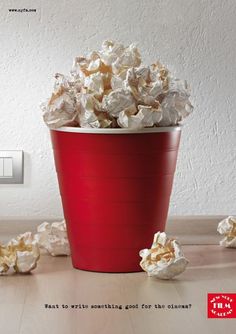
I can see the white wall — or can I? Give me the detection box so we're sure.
[0,0,236,218]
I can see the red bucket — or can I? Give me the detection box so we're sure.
[50,126,181,272]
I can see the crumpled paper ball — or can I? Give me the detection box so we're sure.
[35,220,70,256]
[41,40,193,129]
[139,232,188,279]
[0,232,40,275]
[217,216,236,248]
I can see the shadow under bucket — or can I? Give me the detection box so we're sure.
[50,126,181,273]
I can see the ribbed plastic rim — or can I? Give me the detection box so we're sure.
[52,126,182,134]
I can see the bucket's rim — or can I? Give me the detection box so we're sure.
[51,125,182,134]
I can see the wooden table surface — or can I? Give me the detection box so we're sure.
[0,245,235,334]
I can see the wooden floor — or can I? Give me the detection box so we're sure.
[0,245,236,334]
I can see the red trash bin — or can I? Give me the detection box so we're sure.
[50,126,181,272]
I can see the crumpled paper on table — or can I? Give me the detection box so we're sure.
[41,40,193,129]
[217,216,236,248]
[0,232,40,275]
[139,232,188,279]
[35,220,70,256]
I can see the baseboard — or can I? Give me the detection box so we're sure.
[166,216,225,245]
[0,216,226,245]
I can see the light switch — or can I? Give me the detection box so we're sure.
[3,158,13,177]
[0,158,3,177]
[0,151,24,184]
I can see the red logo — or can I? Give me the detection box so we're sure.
[208,293,236,318]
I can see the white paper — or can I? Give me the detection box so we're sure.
[42,40,193,129]
[102,89,135,117]
[139,232,188,279]
[35,220,71,256]
[217,216,236,248]
[0,232,40,274]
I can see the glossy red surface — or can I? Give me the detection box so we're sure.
[50,129,181,272]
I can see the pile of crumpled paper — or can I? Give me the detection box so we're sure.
[0,220,70,275]
[41,40,193,129]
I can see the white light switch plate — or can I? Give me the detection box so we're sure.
[0,151,24,184]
